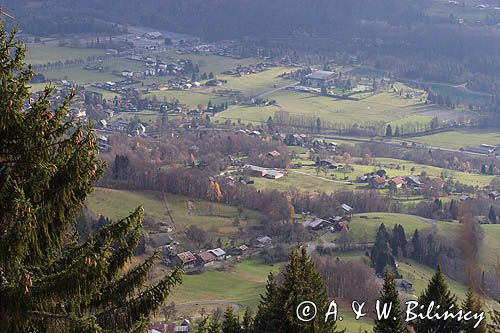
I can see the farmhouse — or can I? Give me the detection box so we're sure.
[339,204,354,216]
[304,217,330,231]
[244,164,285,179]
[405,176,422,188]
[303,70,336,88]
[489,190,500,200]
[369,175,386,189]
[175,251,197,268]
[208,248,226,260]
[197,251,216,266]
[256,236,272,247]
[318,159,338,169]
[389,176,405,189]
[263,170,285,179]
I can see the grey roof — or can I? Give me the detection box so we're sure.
[257,236,272,243]
[309,218,327,228]
[341,204,353,212]
[306,70,336,80]
[208,248,226,257]
[245,164,267,173]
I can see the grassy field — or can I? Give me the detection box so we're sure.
[26,42,107,65]
[405,128,500,150]
[167,259,374,331]
[87,187,263,235]
[145,66,293,109]
[435,221,500,271]
[41,67,121,85]
[156,53,262,76]
[251,153,494,196]
[346,213,432,242]
[217,88,472,129]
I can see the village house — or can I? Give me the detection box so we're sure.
[369,175,386,189]
[256,236,272,248]
[489,190,500,200]
[318,159,338,169]
[244,164,285,179]
[388,176,405,189]
[405,176,422,188]
[207,248,226,260]
[303,217,330,231]
[197,251,216,267]
[303,70,336,88]
[175,251,197,269]
[339,204,354,217]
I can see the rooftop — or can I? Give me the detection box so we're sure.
[306,70,336,80]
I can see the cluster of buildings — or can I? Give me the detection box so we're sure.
[303,204,354,232]
[173,245,249,269]
[359,171,445,193]
[221,63,277,76]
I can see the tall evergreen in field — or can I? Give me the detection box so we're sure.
[461,289,487,333]
[373,272,404,333]
[413,266,461,333]
[221,308,242,333]
[0,24,181,332]
[488,206,497,224]
[370,224,397,275]
[253,249,342,333]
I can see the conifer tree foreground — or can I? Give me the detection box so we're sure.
[413,266,461,333]
[373,272,404,333]
[253,249,343,333]
[0,24,181,332]
[462,289,487,333]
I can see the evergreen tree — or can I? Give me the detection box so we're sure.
[481,165,488,175]
[252,273,282,332]
[412,229,422,261]
[386,124,393,137]
[413,266,461,333]
[488,206,497,224]
[241,308,253,333]
[394,126,401,137]
[266,116,274,131]
[461,289,487,333]
[221,308,242,333]
[0,24,182,332]
[373,272,404,333]
[370,224,397,275]
[253,249,342,333]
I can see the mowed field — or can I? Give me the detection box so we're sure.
[405,128,500,150]
[167,259,374,332]
[217,88,474,128]
[87,187,263,235]
[26,41,107,65]
[145,66,294,109]
[345,213,432,242]
[251,154,495,195]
